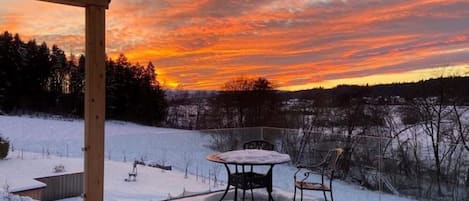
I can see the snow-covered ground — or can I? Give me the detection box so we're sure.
[0,115,417,201]
[0,152,215,201]
[0,194,33,201]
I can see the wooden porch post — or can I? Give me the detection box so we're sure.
[35,1,109,201]
[84,5,106,201]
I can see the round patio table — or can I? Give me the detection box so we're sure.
[207,149,291,201]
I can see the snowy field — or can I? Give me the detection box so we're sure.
[0,152,215,201]
[0,115,417,201]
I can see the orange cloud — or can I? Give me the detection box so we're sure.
[1,0,469,90]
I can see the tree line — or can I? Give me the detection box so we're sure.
[0,31,166,125]
[202,76,469,200]
[287,76,469,106]
[165,77,282,129]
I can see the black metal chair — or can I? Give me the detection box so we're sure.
[243,140,274,151]
[293,148,344,201]
[235,140,274,201]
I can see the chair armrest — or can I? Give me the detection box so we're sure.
[296,164,307,169]
[294,163,326,182]
[294,169,318,183]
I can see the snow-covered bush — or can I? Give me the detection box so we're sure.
[1,191,34,201]
[0,135,9,159]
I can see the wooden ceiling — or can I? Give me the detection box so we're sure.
[37,0,109,8]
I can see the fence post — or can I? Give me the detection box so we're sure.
[260,127,264,140]
[466,168,469,187]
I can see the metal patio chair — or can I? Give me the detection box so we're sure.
[293,148,345,201]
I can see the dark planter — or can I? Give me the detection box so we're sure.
[0,139,9,159]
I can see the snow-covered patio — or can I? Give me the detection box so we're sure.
[0,115,419,201]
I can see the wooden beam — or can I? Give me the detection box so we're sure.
[34,1,109,201]
[37,0,109,8]
[84,5,106,201]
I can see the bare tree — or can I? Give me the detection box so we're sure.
[213,77,279,128]
[451,104,469,152]
[411,97,455,195]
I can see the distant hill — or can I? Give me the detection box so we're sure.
[165,76,469,105]
[283,76,469,104]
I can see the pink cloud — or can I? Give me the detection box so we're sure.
[1,0,469,90]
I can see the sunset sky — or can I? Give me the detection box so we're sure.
[1,0,469,90]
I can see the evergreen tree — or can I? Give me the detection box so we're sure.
[0,31,167,124]
[0,31,21,112]
[36,42,52,91]
[146,61,158,86]
[49,45,67,96]
[70,55,85,95]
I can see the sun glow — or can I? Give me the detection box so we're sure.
[279,65,469,91]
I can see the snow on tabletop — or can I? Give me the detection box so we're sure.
[217,149,290,164]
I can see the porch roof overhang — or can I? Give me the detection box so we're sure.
[38,0,110,8]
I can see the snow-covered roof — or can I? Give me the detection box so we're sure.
[0,152,81,193]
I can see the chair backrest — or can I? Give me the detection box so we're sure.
[323,148,345,171]
[243,140,274,150]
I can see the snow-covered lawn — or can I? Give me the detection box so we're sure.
[0,115,417,201]
[0,152,215,201]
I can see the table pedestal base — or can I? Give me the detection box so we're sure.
[218,164,275,201]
